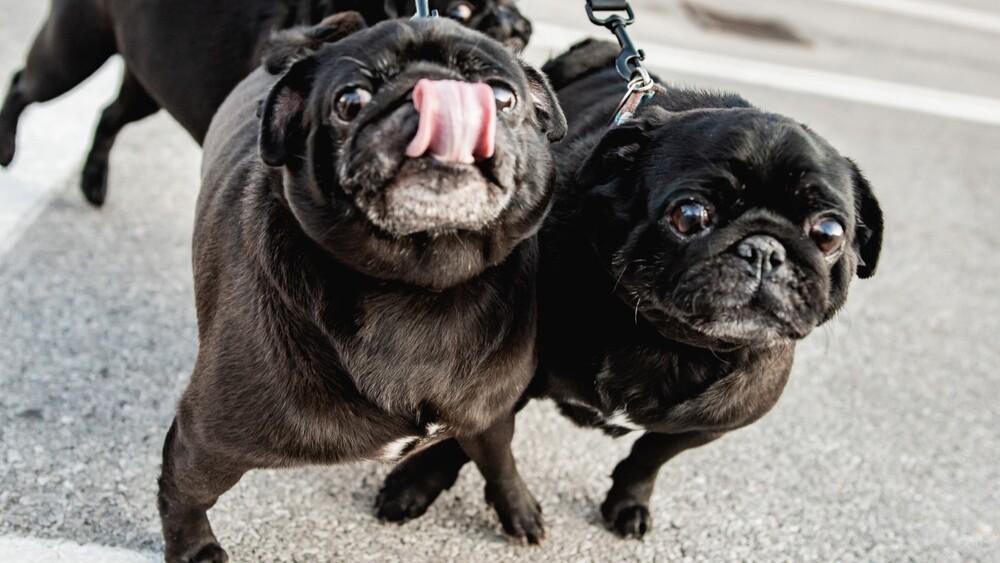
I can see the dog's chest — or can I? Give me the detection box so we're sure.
[333,286,528,428]
[555,345,793,436]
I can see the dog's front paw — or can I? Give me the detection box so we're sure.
[0,128,14,167]
[485,483,545,545]
[81,159,109,206]
[165,542,228,563]
[187,543,228,563]
[375,470,448,522]
[601,495,653,539]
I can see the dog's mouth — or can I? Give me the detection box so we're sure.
[353,79,509,236]
[358,158,508,236]
[620,255,825,348]
[664,260,824,346]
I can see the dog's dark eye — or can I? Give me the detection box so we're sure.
[334,87,372,122]
[449,2,474,22]
[810,217,845,255]
[669,201,714,236]
[491,84,517,113]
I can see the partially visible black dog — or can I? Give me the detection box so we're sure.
[0,0,531,206]
[374,39,884,541]
[157,15,564,563]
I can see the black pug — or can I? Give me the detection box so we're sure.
[0,0,530,206]
[156,16,565,563]
[374,39,884,542]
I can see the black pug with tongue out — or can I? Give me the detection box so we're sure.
[156,15,565,563]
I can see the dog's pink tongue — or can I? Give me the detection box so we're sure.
[406,79,496,164]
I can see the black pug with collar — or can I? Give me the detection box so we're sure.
[0,0,530,206]
[374,39,884,541]
[156,16,565,563]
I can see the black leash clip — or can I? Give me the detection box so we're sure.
[413,0,438,18]
[585,0,649,85]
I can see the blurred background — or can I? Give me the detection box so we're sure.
[1,1,998,561]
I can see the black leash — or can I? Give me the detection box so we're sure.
[585,0,664,126]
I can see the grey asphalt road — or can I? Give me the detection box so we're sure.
[1,0,998,561]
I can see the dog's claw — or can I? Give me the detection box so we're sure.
[487,486,545,545]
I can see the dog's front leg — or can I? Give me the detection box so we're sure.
[601,431,719,539]
[375,438,469,522]
[158,418,249,563]
[457,413,544,545]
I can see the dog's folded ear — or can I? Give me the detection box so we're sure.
[520,64,568,142]
[848,160,884,279]
[576,125,651,191]
[263,11,367,74]
[259,58,316,167]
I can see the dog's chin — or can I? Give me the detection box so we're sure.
[502,37,527,53]
[642,303,810,348]
[689,313,813,346]
[357,158,510,237]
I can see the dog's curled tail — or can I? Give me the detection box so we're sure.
[541,39,620,91]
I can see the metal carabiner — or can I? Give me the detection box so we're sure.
[412,0,438,18]
[585,2,636,28]
[585,2,647,82]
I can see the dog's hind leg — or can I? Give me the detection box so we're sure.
[0,0,116,167]
[457,413,546,544]
[375,438,469,522]
[600,431,719,539]
[81,70,160,206]
[158,418,247,563]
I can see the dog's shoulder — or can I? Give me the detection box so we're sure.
[651,86,755,114]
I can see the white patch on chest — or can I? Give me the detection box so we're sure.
[604,408,645,432]
[376,423,450,462]
[424,422,447,437]
[378,436,420,462]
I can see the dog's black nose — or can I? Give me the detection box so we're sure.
[734,235,786,277]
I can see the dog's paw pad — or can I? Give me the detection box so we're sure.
[189,543,228,563]
[374,476,439,523]
[609,504,652,539]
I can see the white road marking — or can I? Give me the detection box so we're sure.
[0,535,158,563]
[0,58,122,258]
[816,0,1000,34]
[531,22,1000,128]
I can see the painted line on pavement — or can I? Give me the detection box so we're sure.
[0,535,158,563]
[816,0,1000,34]
[0,58,122,259]
[532,22,1000,127]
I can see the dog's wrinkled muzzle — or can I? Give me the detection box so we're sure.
[406,79,496,164]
